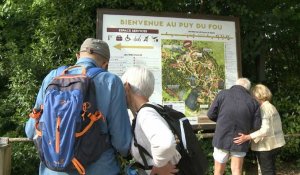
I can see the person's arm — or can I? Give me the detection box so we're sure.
[25,86,44,139]
[105,76,132,157]
[249,106,271,143]
[150,162,179,175]
[207,92,222,122]
[25,118,36,139]
[25,70,56,139]
[140,108,178,167]
[233,109,270,144]
[233,133,251,144]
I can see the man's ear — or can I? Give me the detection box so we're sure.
[76,52,80,59]
[124,82,132,92]
[101,61,109,70]
[124,82,130,89]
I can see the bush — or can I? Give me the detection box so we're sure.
[11,142,39,175]
[0,0,299,174]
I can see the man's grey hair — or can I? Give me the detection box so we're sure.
[121,66,155,98]
[235,78,251,91]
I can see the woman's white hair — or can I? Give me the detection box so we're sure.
[121,66,155,98]
[235,78,251,91]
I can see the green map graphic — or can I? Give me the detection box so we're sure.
[162,39,225,117]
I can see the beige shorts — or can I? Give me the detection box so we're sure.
[213,147,246,163]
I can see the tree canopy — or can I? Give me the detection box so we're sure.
[0,0,299,174]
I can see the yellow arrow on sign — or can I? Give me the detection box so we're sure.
[114,43,154,50]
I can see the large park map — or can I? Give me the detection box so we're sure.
[101,12,240,118]
[162,40,225,117]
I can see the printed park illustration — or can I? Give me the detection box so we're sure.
[162,39,225,117]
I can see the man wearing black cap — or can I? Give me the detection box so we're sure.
[25,38,132,175]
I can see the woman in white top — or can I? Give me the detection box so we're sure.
[122,66,181,175]
[234,84,285,175]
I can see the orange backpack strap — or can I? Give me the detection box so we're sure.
[29,105,43,119]
[29,105,43,136]
[75,111,105,137]
[72,158,86,175]
[35,122,42,136]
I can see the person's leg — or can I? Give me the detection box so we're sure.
[213,147,229,175]
[230,156,244,175]
[256,148,279,175]
[230,151,246,175]
[257,158,262,175]
[214,161,226,175]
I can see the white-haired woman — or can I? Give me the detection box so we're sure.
[122,66,180,175]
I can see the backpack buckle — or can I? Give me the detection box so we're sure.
[29,108,43,119]
[89,111,105,122]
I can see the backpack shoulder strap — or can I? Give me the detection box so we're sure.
[132,107,154,170]
[86,67,106,78]
[56,66,68,76]
[140,103,165,114]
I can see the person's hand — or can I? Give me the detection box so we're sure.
[233,133,251,145]
[150,162,179,175]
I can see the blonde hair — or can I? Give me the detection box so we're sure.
[252,84,272,102]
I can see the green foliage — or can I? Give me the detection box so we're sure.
[11,142,39,175]
[196,136,215,174]
[0,0,299,174]
[273,90,300,160]
[6,67,39,135]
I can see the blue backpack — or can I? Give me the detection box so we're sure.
[29,65,111,175]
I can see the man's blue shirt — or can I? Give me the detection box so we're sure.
[25,58,132,175]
